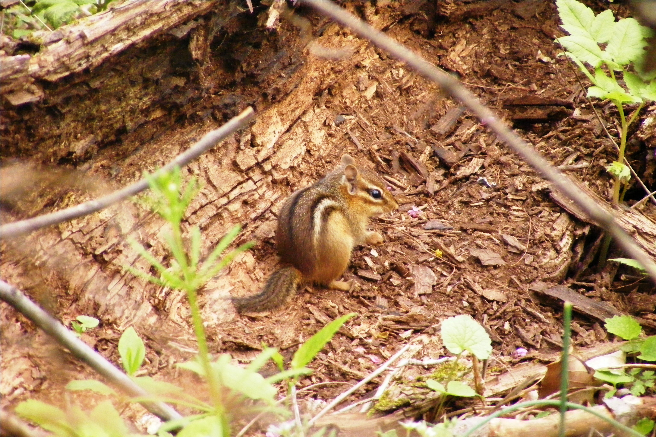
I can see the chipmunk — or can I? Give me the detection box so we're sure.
[233,154,398,313]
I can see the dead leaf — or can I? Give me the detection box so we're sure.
[470,248,506,266]
[409,264,437,295]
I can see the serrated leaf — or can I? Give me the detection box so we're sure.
[445,381,478,397]
[556,0,596,40]
[605,315,642,340]
[624,71,656,101]
[638,336,656,361]
[606,18,650,65]
[66,379,116,395]
[589,9,615,43]
[291,313,357,370]
[441,315,492,360]
[118,327,146,375]
[557,35,605,68]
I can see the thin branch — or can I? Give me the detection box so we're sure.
[301,0,656,284]
[308,342,416,427]
[0,279,182,423]
[0,107,255,240]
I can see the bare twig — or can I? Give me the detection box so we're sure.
[0,279,182,423]
[308,342,418,427]
[301,0,656,284]
[0,107,255,240]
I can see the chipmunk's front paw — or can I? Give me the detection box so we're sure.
[365,231,384,245]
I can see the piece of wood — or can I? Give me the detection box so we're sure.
[1,0,222,100]
[548,178,656,261]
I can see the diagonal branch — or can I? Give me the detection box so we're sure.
[301,0,656,284]
[0,107,255,240]
[0,279,182,423]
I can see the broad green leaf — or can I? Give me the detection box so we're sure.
[557,35,605,68]
[76,315,99,329]
[605,315,642,340]
[594,369,634,385]
[66,379,116,395]
[606,18,650,65]
[214,354,277,403]
[589,9,615,43]
[425,379,446,393]
[441,315,492,360]
[609,258,646,272]
[118,327,146,375]
[15,400,72,434]
[556,0,596,40]
[445,381,477,397]
[638,336,656,361]
[634,418,655,435]
[625,72,656,101]
[291,313,357,370]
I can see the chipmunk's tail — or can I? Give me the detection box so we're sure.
[232,266,302,313]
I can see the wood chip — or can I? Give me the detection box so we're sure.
[409,264,437,295]
[501,234,527,251]
[357,269,382,282]
[470,248,506,266]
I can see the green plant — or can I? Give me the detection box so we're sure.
[118,327,146,376]
[594,315,656,397]
[15,399,146,437]
[609,258,647,273]
[1,0,120,38]
[555,0,656,205]
[71,315,99,335]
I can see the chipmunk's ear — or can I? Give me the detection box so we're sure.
[341,154,355,166]
[344,164,359,194]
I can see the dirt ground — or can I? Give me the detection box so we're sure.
[1,0,655,434]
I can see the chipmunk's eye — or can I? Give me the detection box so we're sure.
[370,189,382,199]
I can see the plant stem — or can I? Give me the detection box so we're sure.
[559,302,573,437]
[173,223,228,434]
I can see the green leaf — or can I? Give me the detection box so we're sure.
[440,315,492,360]
[609,258,647,272]
[15,400,71,434]
[606,161,631,183]
[425,379,446,393]
[291,313,357,370]
[605,315,642,340]
[594,369,634,385]
[213,354,277,403]
[118,327,146,375]
[638,336,656,361]
[634,418,655,436]
[589,9,615,43]
[76,315,99,330]
[265,367,313,384]
[606,18,650,65]
[445,381,477,397]
[625,72,656,101]
[89,400,130,437]
[177,416,224,437]
[66,379,116,395]
[557,35,605,68]
[556,0,597,40]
